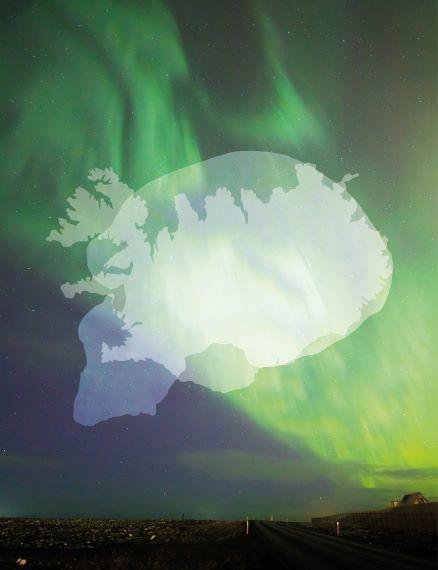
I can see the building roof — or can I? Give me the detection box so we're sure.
[400,492,428,505]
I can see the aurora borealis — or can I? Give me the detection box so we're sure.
[1,0,437,519]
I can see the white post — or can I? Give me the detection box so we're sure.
[246,516,249,535]
[336,521,340,536]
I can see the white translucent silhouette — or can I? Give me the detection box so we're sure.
[48,152,392,425]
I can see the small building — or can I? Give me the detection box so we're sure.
[389,492,428,508]
[400,492,428,506]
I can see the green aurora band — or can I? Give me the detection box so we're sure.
[1,0,436,509]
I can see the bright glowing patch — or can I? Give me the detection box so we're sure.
[48,151,392,425]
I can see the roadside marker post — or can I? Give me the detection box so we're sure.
[246,516,249,535]
[336,521,340,536]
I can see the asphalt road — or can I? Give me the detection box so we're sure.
[253,522,436,570]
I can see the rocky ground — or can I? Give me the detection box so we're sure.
[1,518,436,568]
[0,518,263,569]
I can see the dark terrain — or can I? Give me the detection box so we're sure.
[254,522,436,569]
[1,518,436,569]
[309,521,437,559]
[0,518,262,569]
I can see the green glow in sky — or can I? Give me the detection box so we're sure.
[1,0,436,514]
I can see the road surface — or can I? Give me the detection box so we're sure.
[253,522,436,569]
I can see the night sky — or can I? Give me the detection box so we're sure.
[1,0,437,519]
